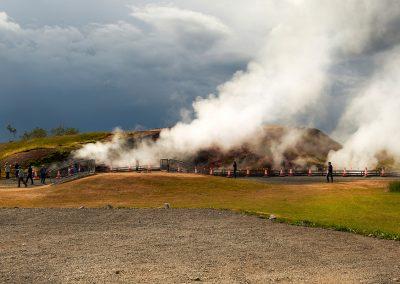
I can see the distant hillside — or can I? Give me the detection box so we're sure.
[0,129,163,167]
[0,126,341,169]
[0,132,110,167]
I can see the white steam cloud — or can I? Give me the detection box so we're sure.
[76,1,400,169]
[329,45,400,168]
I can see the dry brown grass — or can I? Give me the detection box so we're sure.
[1,172,399,238]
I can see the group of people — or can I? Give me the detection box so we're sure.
[1,163,48,187]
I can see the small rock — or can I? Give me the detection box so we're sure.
[164,203,170,209]
[115,270,120,275]
[193,277,201,281]
[79,206,85,209]
[106,204,113,209]
[269,214,277,220]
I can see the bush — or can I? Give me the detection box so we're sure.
[21,127,47,140]
[50,125,79,136]
[388,181,400,193]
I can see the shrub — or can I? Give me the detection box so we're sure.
[50,125,79,136]
[388,181,400,193]
[21,127,47,140]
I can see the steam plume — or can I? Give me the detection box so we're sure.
[76,1,400,169]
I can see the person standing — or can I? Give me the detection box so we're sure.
[18,167,27,188]
[40,165,47,184]
[5,162,10,179]
[26,164,34,185]
[233,160,238,179]
[326,162,333,183]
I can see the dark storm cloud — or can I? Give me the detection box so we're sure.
[0,2,249,140]
[2,0,399,146]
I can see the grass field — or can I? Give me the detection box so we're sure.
[1,172,399,240]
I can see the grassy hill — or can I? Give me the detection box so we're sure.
[0,132,110,166]
[0,129,162,167]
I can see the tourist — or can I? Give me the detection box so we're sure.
[26,164,34,185]
[5,162,10,179]
[233,160,238,179]
[18,167,27,188]
[40,165,47,184]
[327,162,333,183]
[14,163,20,178]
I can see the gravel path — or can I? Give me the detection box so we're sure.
[0,208,399,283]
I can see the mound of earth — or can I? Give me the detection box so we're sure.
[1,148,68,167]
[0,130,160,168]
[190,125,341,168]
[0,126,341,169]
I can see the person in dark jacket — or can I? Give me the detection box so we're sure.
[326,162,333,183]
[26,164,34,185]
[40,165,47,184]
[14,163,20,178]
[233,160,238,179]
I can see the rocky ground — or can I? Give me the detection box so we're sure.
[0,208,399,283]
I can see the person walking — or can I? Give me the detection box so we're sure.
[40,165,47,184]
[14,163,20,179]
[5,162,10,179]
[18,167,27,188]
[26,164,34,185]
[233,160,238,179]
[326,162,333,183]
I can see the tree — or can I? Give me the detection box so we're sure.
[50,125,79,136]
[6,124,17,139]
[21,127,48,140]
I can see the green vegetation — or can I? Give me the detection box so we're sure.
[21,127,48,140]
[6,124,17,139]
[17,125,80,141]
[0,132,110,162]
[2,173,399,240]
[50,125,79,136]
[388,181,400,192]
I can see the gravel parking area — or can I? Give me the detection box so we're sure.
[0,208,399,283]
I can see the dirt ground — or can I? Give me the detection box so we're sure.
[0,208,399,283]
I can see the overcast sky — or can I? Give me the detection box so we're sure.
[0,0,273,140]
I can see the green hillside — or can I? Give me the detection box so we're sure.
[0,132,110,166]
